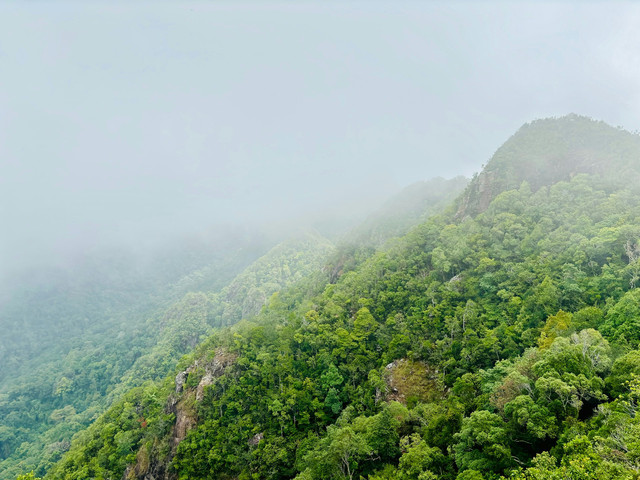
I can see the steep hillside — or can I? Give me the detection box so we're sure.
[207,231,334,328]
[38,117,640,480]
[0,230,328,479]
[115,231,335,391]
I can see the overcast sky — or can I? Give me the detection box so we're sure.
[1,1,640,275]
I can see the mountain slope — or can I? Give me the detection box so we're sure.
[207,231,334,329]
[25,115,640,480]
[115,230,335,391]
[0,230,275,479]
[1,170,465,480]
[344,176,469,248]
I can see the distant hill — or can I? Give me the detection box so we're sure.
[326,176,468,282]
[346,176,469,247]
[0,229,274,478]
[0,228,272,385]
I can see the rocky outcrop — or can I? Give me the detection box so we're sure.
[247,432,264,447]
[194,349,237,401]
[174,371,188,394]
[123,348,237,480]
[384,359,444,405]
[171,392,196,451]
[123,444,170,480]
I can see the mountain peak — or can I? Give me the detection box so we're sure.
[456,114,640,217]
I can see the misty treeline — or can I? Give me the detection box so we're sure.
[6,116,640,480]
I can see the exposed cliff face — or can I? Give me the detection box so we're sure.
[123,349,237,480]
[456,114,640,218]
[455,169,497,219]
[123,445,170,480]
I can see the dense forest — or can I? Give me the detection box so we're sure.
[0,171,466,479]
[7,115,640,480]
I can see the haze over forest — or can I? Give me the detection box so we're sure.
[2,1,640,278]
[4,3,640,480]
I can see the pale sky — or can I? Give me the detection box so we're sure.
[1,1,640,274]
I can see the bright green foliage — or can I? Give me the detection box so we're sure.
[10,115,640,480]
[15,474,41,480]
[297,425,371,480]
[398,434,446,479]
[44,383,172,480]
[456,471,485,480]
[507,438,634,480]
[607,350,640,397]
[537,311,572,349]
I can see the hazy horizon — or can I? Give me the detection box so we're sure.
[2,1,640,277]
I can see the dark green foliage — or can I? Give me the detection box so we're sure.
[454,411,512,473]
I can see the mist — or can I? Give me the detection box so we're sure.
[2,1,640,277]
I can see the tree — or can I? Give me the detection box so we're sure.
[504,395,557,441]
[397,434,445,479]
[16,473,41,480]
[602,289,640,345]
[607,351,640,397]
[537,311,572,349]
[366,407,399,462]
[454,411,512,474]
[508,437,634,480]
[299,425,372,480]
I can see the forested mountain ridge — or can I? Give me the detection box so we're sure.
[17,115,640,480]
